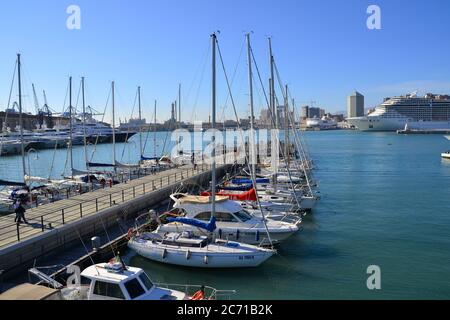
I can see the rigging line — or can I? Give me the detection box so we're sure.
[216,36,274,249]
[190,40,211,124]
[251,52,303,210]
[99,218,118,257]
[89,87,111,162]
[185,41,211,114]
[142,108,156,156]
[220,38,246,122]
[1,59,17,155]
[74,78,82,115]
[120,88,138,161]
[75,230,99,274]
[60,79,71,177]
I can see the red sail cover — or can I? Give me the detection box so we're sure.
[200,188,257,201]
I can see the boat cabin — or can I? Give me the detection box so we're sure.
[79,262,186,300]
[170,194,254,223]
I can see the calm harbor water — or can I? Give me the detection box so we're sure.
[2,130,450,299]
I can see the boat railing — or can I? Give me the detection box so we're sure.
[1,163,240,248]
[156,283,236,300]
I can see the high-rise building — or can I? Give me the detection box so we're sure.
[301,106,309,118]
[348,91,364,118]
[308,107,321,118]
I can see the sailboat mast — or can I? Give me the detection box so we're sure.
[285,84,290,163]
[17,54,26,183]
[178,83,181,125]
[211,33,217,219]
[154,100,157,157]
[138,86,143,157]
[112,81,116,168]
[82,77,88,170]
[68,76,74,178]
[246,33,256,179]
[269,38,277,129]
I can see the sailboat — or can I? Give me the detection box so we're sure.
[128,34,276,267]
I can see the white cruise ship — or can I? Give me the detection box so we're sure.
[347,92,450,131]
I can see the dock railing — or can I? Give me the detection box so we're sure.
[0,163,235,248]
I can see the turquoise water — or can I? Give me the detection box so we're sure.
[2,130,450,299]
[126,131,450,299]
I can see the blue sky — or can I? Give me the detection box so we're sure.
[1,0,450,123]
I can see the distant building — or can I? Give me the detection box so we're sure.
[301,106,309,119]
[348,91,364,118]
[259,108,271,126]
[308,107,321,118]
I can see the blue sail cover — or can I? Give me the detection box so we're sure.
[167,216,217,232]
[231,178,270,185]
[218,184,253,191]
[0,179,26,187]
[141,156,159,161]
[87,162,116,168]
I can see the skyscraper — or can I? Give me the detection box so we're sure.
[348,91,364,118]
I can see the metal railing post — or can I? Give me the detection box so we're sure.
[122,190,125,202]
[133,186,136,198]
[62,209,65,225]
[41,216,44,232]
[80,203,83,218]
[110,194,112,206]
[96,198,99,212]
[16,224,20,242]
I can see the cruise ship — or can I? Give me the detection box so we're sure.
[347,92,450,131]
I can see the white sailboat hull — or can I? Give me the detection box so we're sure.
[128,239,273,268]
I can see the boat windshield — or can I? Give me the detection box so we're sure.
[233,210,253,222]
[138,273,154,291]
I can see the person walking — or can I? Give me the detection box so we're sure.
[14,200,28,225]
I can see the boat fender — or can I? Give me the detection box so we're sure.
[162,249,167,260]
[236,229,240,240]
[186,250,191,260]
[203,255,208,265]
[126,228,134,240]
[256,230,260,242]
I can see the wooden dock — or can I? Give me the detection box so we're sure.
[0,164,215,250]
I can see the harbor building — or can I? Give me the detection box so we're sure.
[347,91,365,118]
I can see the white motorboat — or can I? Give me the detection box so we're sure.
[128,227,275,268]
[442,151,450,159]
[0,259,235,300]
[158,194,300,245]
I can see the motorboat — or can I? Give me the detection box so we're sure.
[442,151,450,159]
[0,259,235,300]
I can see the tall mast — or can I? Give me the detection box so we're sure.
[285,84,290,163]
[69,76,74,178]
[138,86,143,157]
[154,100,157,157]
[246,33,256,180]
[211,33,217,219]
[178,83,181,125]
[17,54,26,183]
[269,37,277,129]
[82,77,88,170]
[112,81,116,168]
